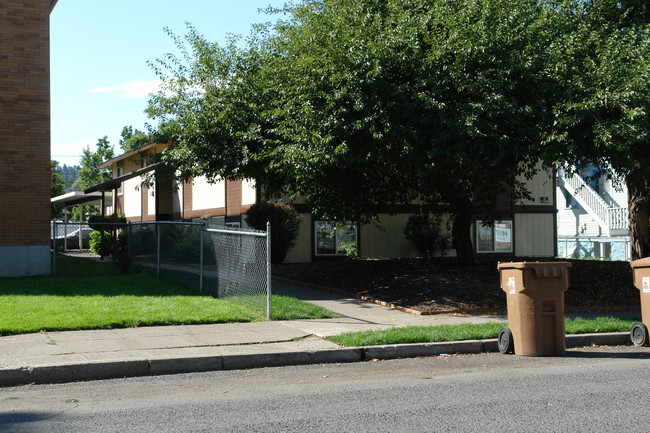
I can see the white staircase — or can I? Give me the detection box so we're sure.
[557,168,628,236]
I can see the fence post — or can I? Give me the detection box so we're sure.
[127,222,132,261]
[156,222,161,279]
[52,220,57,275]
[63,211,69,252]
[200,225,204,294]
[266,221,272,320]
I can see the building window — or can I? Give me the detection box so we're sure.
[476,220,513,253]
[117,166,124,195]
[315,221,357,256]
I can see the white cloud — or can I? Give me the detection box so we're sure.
[88,80,162,99]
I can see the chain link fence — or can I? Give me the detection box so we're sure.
[205,225,271,318]
[51,220,271,318]
[51,221,93,253]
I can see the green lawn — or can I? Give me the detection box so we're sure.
[328,316,639,347]
[0,255,336,336]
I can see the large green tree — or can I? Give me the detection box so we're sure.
[71,136,115,220]
[149,0,568,264]
[119,125,154,152]
[544,1,650,259]
[72,136,114,191]
[51,160,66,217]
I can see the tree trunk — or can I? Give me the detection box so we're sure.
[450,198,477,265]
[627,174,650,260]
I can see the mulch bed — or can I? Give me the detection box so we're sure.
[273,257,640,314]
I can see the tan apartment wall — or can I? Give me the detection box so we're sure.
[284,214,312,263]
[0,2,53,276]
[360,214,420,259]
[514,213,555,257]
[517,164,555,206]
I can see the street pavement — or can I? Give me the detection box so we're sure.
[0,279,636,387]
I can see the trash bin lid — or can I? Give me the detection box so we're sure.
[497,261,571,277]
[630,257,650,269]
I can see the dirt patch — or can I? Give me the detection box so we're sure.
[273,257,639,313]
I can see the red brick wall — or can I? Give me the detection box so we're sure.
[226,180,242,217]
[0,1,52,247]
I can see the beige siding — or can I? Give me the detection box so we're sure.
[284,214,312,263]
[147,183,156,216]
[172,181,182,214]
[241,179,256,206]
[514,213,555,257]
[123,177,142,218]
[517,165,554,206]
[192,176,225,210]
[360,214,419,259]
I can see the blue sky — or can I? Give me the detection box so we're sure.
[50,0,287,167]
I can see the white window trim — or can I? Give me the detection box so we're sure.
[476,220,513,253]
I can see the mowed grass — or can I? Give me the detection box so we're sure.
[0,255,337,336]
[329,316,639,347]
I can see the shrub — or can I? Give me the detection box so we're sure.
[404,213,442,257]
[167,226,216,266]
[88,214,126,231]
[129,226,155,256]
[112,233,132,274]
[89,231,112,259]
[245,202,301,264]
[87,215,131,272]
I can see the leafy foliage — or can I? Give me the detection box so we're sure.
[57,164,79,188]
[51,160,66,217]
[89,231,112,258]
[404,214,442,257]
[70,136,115,220]
[542,1,650,258]
[146,0,650,262]
[72,136,114,190]
[87,215,129,272]
[119,125,155,152]
[245,202,301,264]
[147,1,569,264]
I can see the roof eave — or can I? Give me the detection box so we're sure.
[97,142,159,168]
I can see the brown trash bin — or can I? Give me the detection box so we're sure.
[497,261,572,356]
[629,258,650,346]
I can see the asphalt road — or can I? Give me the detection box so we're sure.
[2,346,650,433]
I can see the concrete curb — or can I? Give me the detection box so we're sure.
[0,332,633,387]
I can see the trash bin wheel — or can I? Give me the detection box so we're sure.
[630,323,648,347]
[498,327,514,354]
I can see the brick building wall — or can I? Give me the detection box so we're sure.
[0,1,56,276]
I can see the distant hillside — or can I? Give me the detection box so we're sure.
[57,164,79,189]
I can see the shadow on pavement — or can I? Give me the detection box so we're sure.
[565,348,650,360]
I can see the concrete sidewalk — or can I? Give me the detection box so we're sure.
[0,281,636,387]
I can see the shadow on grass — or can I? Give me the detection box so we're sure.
[10,254,249,301]
[0,272,203,297]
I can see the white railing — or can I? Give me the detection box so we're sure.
[557,235,630,261]
[557,168,628,235]
[607,207,629,231]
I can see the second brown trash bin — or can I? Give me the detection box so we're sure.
[629,258,650,346]
[497,262,572,356]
